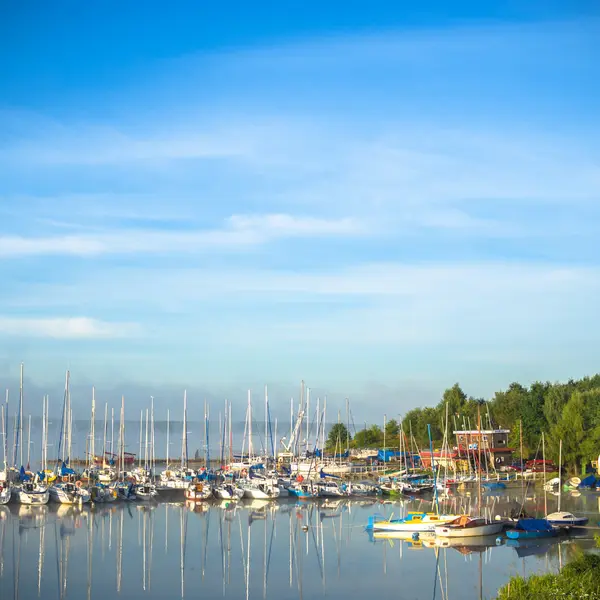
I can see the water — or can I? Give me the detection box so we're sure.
[0,491,598,600]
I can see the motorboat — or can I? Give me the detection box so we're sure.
[506,518,558,540]
[366,512,462,533]
[434,516,505,538]
[545,511,588,527]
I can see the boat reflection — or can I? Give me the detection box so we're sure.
[0,496,596,600]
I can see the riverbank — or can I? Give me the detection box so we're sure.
[497,551,600,599]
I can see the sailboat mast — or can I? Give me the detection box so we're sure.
[111,408,114,458]
[102,403,108,468]
[27,414,31,468]
[542,432,547,516]
[306,387,310,452]
[144,409,149,470]
[346,397,349,451]
[477,406,482,512]
[228,401,232,463]
[265,386,268,460]
[181,390,187,469]
[248,390,253,460]
[90,388,96,469]
[558,439,563,512]
[66,371,72,464]
[151,396,155,472]
[19,362,24,467]
[166,409,170,467]
[139,410,143,468]
[1,404,6,472]
[120,396,125,476]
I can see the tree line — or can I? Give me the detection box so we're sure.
[327,374,600,473]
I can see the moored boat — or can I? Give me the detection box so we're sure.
[14,482,50,505]
[505,518,558,539]
[545,511,588,527]
[434,516,505,538]
[366,512,461,532]
[185,481,212,501]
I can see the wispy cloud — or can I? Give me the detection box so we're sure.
[0,213,365,257]
[0,317,138,339]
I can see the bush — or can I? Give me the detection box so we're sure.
[497,552,600,599]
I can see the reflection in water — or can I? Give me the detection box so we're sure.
[0,494,597,600]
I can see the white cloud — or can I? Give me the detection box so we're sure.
[0,317,138,339]
[0,213,364,258]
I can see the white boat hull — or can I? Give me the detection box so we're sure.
[0,486,11,505]
[435,522,505,538]
[185,485,212,501]
[213,485,244,500]
[15,488,50,505]
[242,485,280,500]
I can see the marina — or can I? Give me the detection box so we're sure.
[0,491,598,599]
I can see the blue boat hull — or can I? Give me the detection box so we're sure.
[506,529,558,540]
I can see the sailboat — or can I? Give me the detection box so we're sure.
[13,364,50,505]
[160,391,197,489]
[546,440,588,527]
[0,402,12,504]
[434,407,505,538]
[367,511,461,533]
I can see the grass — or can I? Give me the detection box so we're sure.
[497,553,600,599]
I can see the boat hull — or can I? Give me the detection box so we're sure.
[16,489,50,505]
[506,529,558,539]
[435,522,505,538]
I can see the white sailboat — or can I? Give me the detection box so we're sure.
[160,391,197,489]
[0,401,12,504]
[14,364,50,505]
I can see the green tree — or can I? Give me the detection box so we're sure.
[440,383,468,417]
[352,425,382,448]
[385,418,399,440]
[327,423,351,450]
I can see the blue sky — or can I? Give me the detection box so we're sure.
[1,1,599,421]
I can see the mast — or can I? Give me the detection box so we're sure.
[102,403,108,469]
[139,410,143,468]
[519,419,524,498]
[166,409,170,467]
[119,396,125,477]
[345,397,349,452]
[228,401,233,463]
[477,405,482,514]
[40,399,44,473]
[558,439,563,512]
[19,362,24,468]
[27,414,31,469]
[306,387,310,453]
[151,397,155,473]
[90,388,96,470]
[205,402,210,468]
[322,397,327,454]
[542,432,547,516]
[67,371,72,464]
[1,404,6,473]
[265,386,269,459]
[145,408,149,470]
[111,408,115,459]
[181,391,187,470]
[247,390,253,460]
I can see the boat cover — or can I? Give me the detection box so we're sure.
[516,518,554,532]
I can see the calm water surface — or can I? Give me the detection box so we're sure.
[0,490,598,600]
